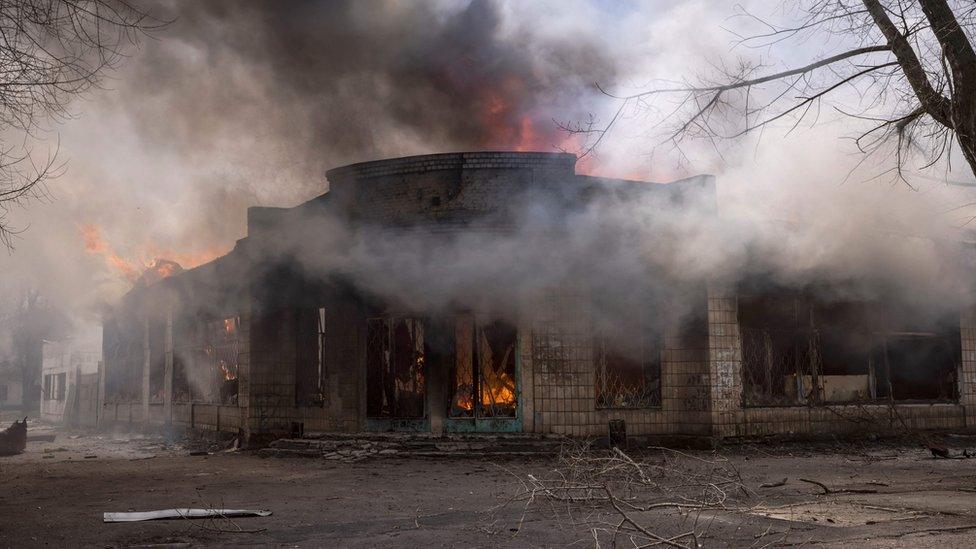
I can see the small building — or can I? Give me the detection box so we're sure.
[40,340,101,426]
[99,152,976,444]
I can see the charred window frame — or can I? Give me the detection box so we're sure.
[739,294,818,407]
[366,317,427,419]
[296,307,327,407]
[740,294,961,406]
[594,329,662,410]
[42,374,52,400]
[878,327,960,402]
[201,316,240,405]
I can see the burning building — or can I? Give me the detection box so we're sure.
[100,152,976,443]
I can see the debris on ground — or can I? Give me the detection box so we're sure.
[0,418,28,456]
[799,478,878,495]
[760,478,788,488]
[926,441,951,459]
[103,508,272,523]
[27,433,57,443]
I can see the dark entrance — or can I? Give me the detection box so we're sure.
[366,317,427,430]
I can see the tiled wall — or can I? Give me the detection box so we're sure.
[525,288,712,437]
[109,288,976,441]
[959,307,976,428]
[707,291,743,437]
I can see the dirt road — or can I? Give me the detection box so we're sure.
[2,425,976,547]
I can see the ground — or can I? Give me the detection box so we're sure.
[2,418,976,547]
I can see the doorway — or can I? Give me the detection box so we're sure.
[365,317,428,431]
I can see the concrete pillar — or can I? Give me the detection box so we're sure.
[96,359,104,428]
[706,284,742,438]
[163,304,174,427]
[142,315,150,427]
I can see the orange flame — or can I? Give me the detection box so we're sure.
[452,372,516,412]
[80,223,141,281]
[481,370,516,408]
[79,223,226,286]
[219,360,237,381]
[473,74,589,157]
[455,391,474,411]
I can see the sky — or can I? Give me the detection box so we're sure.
[1,0,975,346]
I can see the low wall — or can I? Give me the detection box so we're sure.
[101,401,242,434]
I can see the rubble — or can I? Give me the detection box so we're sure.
[0,418,28,456]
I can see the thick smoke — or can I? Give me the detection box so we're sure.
[126,0,615,173]
[0,0,617,338]
[2,0,976,353]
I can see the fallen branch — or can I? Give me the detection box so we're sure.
[798,478,877,495]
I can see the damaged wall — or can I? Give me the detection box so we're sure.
[98,151,976,442]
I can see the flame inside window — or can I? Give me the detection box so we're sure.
[450,316,517,418]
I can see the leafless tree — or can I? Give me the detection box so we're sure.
[3,289,68,412]
[571,1,976,184]
[0,1,160,247]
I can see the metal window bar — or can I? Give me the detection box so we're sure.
[595,336,661,409]
[741,327,820,406]
[476,320,518,418]
[203,317,239,404]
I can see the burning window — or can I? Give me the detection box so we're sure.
[449,315,518,418]
[595,329,662,409]
[366,317,426,419]
[202,316,240,405]
[296,307,327,406]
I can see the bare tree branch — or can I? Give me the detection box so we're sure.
[570,1,976,183]
[0,1,161,249]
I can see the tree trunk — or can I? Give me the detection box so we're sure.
[864,0,976,176]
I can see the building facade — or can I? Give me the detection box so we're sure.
[40,341,101,425]
[100,152,976,443]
